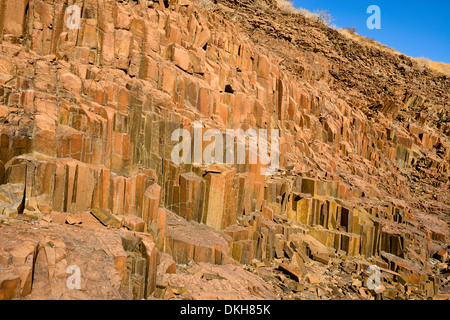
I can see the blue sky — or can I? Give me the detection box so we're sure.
[292,0,450,63]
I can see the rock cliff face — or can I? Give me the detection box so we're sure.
[0,0,448,300]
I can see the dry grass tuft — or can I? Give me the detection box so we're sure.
[275,0,333,25]
[339,29,450,77]
[342,27,358,34]
[276,0,298,15]
[254,0,269,12]
[298,8,333,25]
[193,0,216,10]
[415,58,450,76]
[338,28,399,56]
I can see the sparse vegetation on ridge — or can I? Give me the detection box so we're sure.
[193,0,216,10]
[254,0,269,12]
[415,57,450,76]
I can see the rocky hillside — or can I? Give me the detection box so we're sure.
[0,0,448,300]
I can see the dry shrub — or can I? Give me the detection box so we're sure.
[343,27,358,34]
[440,65,450,76]
[254,0,269,12]
[314,9,333,25]
[194,0,216,10]
[298,8,333,25]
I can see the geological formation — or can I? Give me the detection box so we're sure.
[0,0,449,300]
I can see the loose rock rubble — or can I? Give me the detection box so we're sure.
[0,0,448,300]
